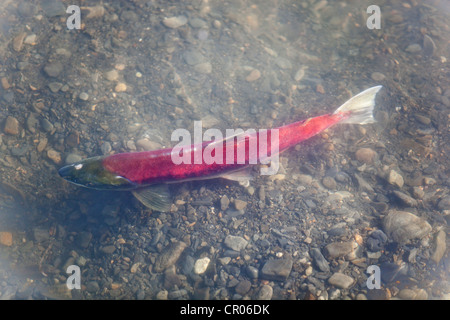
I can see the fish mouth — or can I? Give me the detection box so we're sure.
[58,165,74,179]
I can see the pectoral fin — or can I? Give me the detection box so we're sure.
[132,184,172,212]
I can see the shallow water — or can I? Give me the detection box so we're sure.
[0,0,449,300]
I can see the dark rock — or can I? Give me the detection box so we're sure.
[260,258,293,281]
[77,231,92,248]
[310,248,330,272]
[224,235,247,251]
[154,241,187,272]
[235,279,251,295]
[391,190,418,207]
[366,230,388,251]
[44,61,63,78]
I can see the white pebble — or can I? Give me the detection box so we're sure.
[194,257,210,274]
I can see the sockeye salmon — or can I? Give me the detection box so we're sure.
[59,86,382,211]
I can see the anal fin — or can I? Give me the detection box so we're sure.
[132,184,172,212]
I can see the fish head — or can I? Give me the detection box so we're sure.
[58,156,135,190]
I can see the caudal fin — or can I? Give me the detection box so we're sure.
[333,85,382,124]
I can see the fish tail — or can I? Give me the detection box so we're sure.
[333,85,382,124]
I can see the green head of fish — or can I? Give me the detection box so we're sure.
[58,156,134,190]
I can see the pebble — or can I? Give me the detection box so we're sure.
[220,195,230,211]
[235,280,252,296]
[388,169,404,188]
[86,281,100,293]
[246,266,259,279]
[163,16,188,29]
[83,5,105,19]
[412,186,425,199]
[275,57,292,69]
[316,83,325,94]
[392,190,418,207]
[366,230,388,251]
[189,18,206,28]
[194,62,212,74]
[37,137,48,152]
[328,272,354,289]
[156,290,168,300]
[297,174,313,185]
[294,68,305,82]
[154,241,187,272]
[13,32,27,52]
[48,82,63,93]
[41,0,66,17]
[0,231,13,246]
[310,248,330,272]
[431,230,446,264]
[47,149,61,164]
[65,131,79,148]
[224,235,248,251]
[104,69,119,81]
[24,34,37,45]
[168,289,188,299]
[1,77,10,89]
[26,114,38,133]
[324,241,357,259]
[256,285,273,300]
[382,210,432,244]
[355,148,377,164]
[193,257,210,274]
[100,245,116,254]
[371,72,386,81]
[114,83,127,92]
[79,92,89,101]
[100,142,112,155]
[260,258,293,281]
[415,114,431,125]
[65,153,82,165]
[4,116,19,135]
[246,69,261,82]
[136,138,161,151]
[322,176,337,190]
[40,118,54,132]
[130,262,141,274]
[183,50,205,66]
[76,231,92,248]
[44,61,64,78]
[234,199,247,211]
[398,288,428,300]
[405,44,421,53]
[437,196,450,211]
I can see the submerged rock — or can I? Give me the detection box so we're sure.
[154,241,187,272]
[260,258,293,281]
[382,210,431,244]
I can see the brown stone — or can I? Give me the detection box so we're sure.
[13,32,27,52]
[0,232,13,246]
[65,131,80,147]
[355,148,377,164]
[4,116,19,135]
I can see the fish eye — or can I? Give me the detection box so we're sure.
[74,164,83,170]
